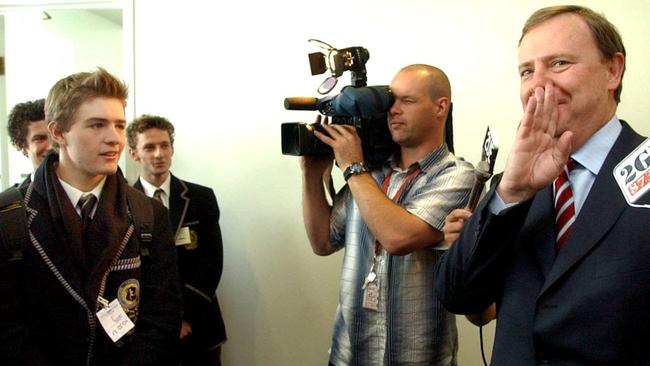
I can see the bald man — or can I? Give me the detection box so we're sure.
[301,64,473,365]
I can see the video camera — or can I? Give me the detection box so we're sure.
[280,40,398,168]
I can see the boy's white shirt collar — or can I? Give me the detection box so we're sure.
[139,173,172,208]
[58,175,106,217]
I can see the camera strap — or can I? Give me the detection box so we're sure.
[322,165,336,203]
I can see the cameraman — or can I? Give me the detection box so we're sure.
[301,64,473,365]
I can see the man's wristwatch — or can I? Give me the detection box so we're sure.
[343,162,369,181]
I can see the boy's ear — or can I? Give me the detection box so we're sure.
[48,121,66,147]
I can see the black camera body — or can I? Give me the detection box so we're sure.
[281,43,398,168]
[281,109,395,168]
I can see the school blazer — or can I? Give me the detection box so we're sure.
[135,174,226,349]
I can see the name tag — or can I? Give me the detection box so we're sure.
[175,226,192,246]
[97,298,135,342]
[362,280,380,311]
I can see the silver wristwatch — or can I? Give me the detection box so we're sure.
[343,162,369,181]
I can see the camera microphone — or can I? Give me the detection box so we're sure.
[466,160,492,211]
[284,97,320,111]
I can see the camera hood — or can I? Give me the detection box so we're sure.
[316,85,394,119]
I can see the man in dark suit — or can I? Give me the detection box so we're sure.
[127,115,226,366]
[436,5,650,365]
[0,69,182,364]
[6,98,52,188]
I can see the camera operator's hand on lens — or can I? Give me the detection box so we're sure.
[300,155,333,178]
[313,115,364,172]
[498,82,572,204]
[443,208,472,248]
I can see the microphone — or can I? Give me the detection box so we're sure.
[284,97,319,111]
[466,160,492,211]
[464,126,499,211]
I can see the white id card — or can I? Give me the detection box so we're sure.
[175,226,191,246]
[97,298,135,342]
[362,280,380,311]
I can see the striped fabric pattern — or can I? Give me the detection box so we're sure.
[110,256,142,272]
[328,144,474,365]
[554,159,576,252]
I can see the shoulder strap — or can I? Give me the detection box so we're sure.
[0,187,29,261]
[126,188,153,257]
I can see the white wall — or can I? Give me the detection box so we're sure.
[130,1,650,365]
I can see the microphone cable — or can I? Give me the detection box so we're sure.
[480,317,488,366]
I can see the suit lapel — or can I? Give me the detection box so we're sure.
[522,185,557,277]
[133,179,144,192]
[169,175,190,238]
[540,122,645,296]
[25,185,85,296]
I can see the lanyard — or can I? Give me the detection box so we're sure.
[381,165,423,201]
[373,165,423,255]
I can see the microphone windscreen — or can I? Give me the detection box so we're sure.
[466,161,492,211]
[284,97,319,111]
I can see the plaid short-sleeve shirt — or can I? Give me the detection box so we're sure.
[328,144,474,366]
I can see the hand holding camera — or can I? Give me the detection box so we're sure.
[312,116,364,173]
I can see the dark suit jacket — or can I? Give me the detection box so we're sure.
[135,174,226,350]
[436,121,650,365]
[0,161,181,365]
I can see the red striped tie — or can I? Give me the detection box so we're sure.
[554,159,575,253]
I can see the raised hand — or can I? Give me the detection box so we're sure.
[497,82,573,203]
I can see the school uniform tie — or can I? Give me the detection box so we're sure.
[153,189,164,204]
[554,159,575,253]
[77,193,97,222]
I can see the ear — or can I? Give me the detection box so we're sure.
[129,147,140,161]
[47,121,66,147]
[606,52,625,91]
[434,97,450,119]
